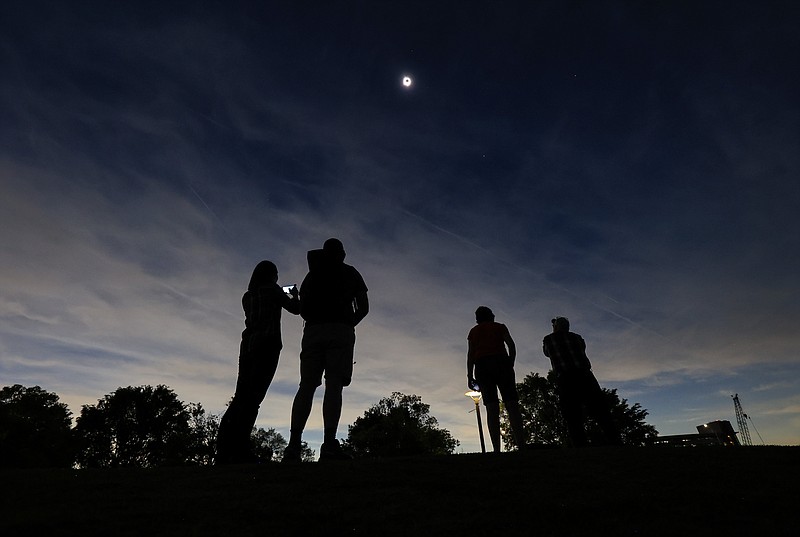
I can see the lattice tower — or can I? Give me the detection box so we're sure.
[732,394,752,446]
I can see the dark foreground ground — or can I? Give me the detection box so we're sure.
[3,446,798,536]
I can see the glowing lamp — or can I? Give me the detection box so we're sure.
[465,390,486,453]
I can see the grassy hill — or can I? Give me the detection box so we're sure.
[3,446,797,536]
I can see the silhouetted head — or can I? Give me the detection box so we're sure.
[249,260,278,290]
[323,238,346,263]
[475,306,495,323]
[552,316,570,332]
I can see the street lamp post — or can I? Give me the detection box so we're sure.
[465,390,486,454]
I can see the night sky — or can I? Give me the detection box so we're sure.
[2,1,799,453]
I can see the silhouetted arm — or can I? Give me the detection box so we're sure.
[281,286,300,315]
[352,290,369,326]
[467,340,476,388]
[503,328,516,365]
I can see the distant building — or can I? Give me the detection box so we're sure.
[650,420,740,447]
[696,420,739,446]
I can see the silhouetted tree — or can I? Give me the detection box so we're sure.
[250,427,279,461]
[75,385,193,468]
[0,384,75,468]
[250,427,314,462]
[602,388,658,446]
[503,372,566,446]
[186,403,220,466]
[501,372,658,447]
[181,403,316,465]
[344,392,459,458]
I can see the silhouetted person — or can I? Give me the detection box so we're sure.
[216,260,300,464]
[467,306,526,452]
[542,316,621,447]
[283,238,369,462]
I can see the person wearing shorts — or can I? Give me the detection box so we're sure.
[467,306,526,452]
[284,239,368,462]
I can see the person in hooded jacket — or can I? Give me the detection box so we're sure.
[283,238,369,462]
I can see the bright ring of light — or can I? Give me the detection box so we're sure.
[402,76,413,88]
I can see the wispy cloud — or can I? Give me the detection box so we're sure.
[2,2,799,451]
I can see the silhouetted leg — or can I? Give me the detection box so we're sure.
[485,401,502,452]
[474,357,503,451]
[593,410,621,445]
[322,379,344,444]
[217,348,279,463]
[556,378,587,447]
[561,400,587,447]
[496,360,526,448]
[320,325,354,449]
[584,377,622,445]
[504,399,526,448]
[216,407,240,463]
[218,399,247,460]
[288,382,317,447]
[289,325,326,450]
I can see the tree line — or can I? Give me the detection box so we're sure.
[1,374,657,468]
[0,384,314,468]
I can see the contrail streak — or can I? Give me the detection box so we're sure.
[401,209,492,256]
[402,207,673,343]
[188,185,229,234]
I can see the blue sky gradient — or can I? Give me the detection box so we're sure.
[2,1,799,452]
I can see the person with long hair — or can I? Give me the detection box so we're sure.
[216,260,300,464]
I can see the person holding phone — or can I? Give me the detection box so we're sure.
[216,260,300,464]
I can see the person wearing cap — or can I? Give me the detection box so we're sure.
[216,260,300,464]
[542,316,621,447]
[466,306,526,452]
[283,238,369,462]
